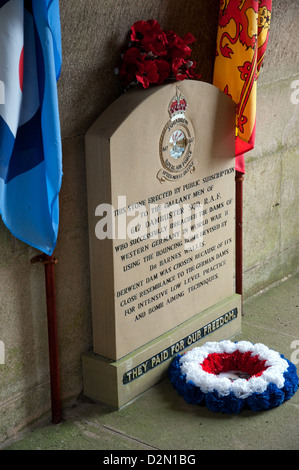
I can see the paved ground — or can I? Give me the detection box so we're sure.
[2,273,299,451]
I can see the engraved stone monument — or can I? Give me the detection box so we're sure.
[82,80,242,407]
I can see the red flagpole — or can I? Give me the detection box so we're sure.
[30,253,61,424]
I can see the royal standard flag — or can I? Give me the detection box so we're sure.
[213,0,272,173]
[0,0,62,255]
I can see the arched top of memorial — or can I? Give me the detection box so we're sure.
[85,78,237,360]
[86,80,236,140]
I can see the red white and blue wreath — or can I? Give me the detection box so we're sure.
[168,340,298,414]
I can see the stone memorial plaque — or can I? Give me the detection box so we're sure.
[83,80,241,407]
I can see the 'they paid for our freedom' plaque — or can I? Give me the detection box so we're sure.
[83,80,241,408]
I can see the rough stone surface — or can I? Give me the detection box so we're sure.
[281,147,299,250]
[243,153,281,270]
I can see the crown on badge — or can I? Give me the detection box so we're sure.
[168,86,187,120]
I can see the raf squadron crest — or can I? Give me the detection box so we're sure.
[157,86,196,183]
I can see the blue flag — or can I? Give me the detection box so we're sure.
[0,0,62,255]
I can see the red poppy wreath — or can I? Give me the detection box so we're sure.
[115,20,201,90]
[169,340,298,414]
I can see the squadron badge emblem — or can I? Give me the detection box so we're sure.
[157,86,196,183]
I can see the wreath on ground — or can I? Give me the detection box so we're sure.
[168,340,298,414]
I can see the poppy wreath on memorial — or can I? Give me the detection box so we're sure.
[115,20,201,90]
[168,340,299,414]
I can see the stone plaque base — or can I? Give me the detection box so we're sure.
[82,293,241,408]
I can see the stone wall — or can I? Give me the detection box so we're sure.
[0,0,298,444]
[242,0,299,296]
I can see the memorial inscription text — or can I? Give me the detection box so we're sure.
[110,167,235,323]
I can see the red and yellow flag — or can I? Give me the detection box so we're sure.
[213,0,272,173]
